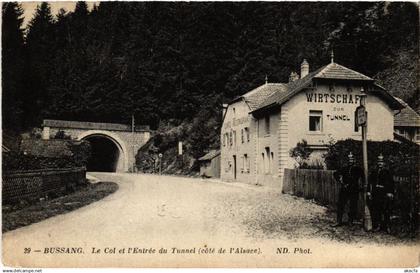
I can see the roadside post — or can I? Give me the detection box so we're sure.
[178,141,183,156]
[159,153,163,175]
[132,114,136,173]
[356,87,372,231]
[178,141,183,170]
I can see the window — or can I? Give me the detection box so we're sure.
[407,129,415,141]
[241,129,244,143]
[244,154,249,173]
[245,127,250,142]
[271,152,274,174]
[225,159,231,173]
[309,110,322,132]
[229,132,233,146]
[265,116,270,135]
[265,147,270,174]
[241,154,249,173]
[261,153,265,173]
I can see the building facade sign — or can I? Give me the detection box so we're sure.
[306,93,361,104]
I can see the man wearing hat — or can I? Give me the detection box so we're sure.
[332,152,364,227]
[367,154,395,232]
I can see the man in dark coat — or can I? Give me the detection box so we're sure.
[331,152,364,227]
[367,154,395,232]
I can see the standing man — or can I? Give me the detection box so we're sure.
[367,154,395,232]
[332,152,364,227]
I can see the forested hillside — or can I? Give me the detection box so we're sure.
[2,2,419,163]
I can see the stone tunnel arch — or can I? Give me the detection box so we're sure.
[77,130,129,172]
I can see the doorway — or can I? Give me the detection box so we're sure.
[233,155,237,180]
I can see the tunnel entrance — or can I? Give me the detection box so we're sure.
[84,135,121,172]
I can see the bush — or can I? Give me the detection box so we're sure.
[300,158,324,170]
[30,128,42,139]
[53,130,72,139]
[289,139,312,168]
[68,140,91,167]
[2,141,91,172]
[324,139,419,175]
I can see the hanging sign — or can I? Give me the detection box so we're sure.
[356,105,367,126]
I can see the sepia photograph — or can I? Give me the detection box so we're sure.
[1,1,419,270]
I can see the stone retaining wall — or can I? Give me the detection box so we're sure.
[2,168,86,204]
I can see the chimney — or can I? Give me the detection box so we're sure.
[222,103,228,116]
[289,71,299,82]
[301,59,309,78]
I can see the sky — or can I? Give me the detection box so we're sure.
[21,1,97,27]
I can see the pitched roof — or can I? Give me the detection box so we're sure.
[394,97,420,127]
[198,149,220,161]
[254,66,326,111]
[393,132,420,145]
[241,83,288,110]
[251,62,402,114]
[313,62,373,81]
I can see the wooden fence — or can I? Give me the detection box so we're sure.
[283,168,419,229]
[283,169,420,236]
[283,168,367,218]
[283,168,339,207]
[2,167,86,204]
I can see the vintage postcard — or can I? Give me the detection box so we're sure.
[2,1,419,269]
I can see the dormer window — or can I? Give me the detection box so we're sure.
[264,116,270,135]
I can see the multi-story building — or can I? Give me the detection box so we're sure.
[221,57,403,188]
[394,97,420,144]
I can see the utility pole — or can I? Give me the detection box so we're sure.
[360,89,368,192]
[357,87,371,231]
[132,114,135,173]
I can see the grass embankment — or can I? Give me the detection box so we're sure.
[2,181,118,232]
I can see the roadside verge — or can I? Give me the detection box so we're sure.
[2,181,118,232]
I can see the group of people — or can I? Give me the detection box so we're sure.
[331,152,395,232]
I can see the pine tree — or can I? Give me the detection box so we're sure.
[6,1,417,133]
[23,2,55,126]
[2,2,25,130]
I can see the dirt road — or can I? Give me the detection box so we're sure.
[3,173,417,268]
